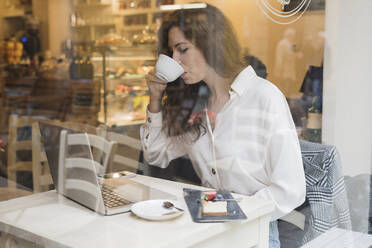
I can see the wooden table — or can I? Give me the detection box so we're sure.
[0,175,274,248]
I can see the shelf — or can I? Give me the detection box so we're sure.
[106,77,147,87]
[73,23,115,28]
[98,117,145,127]
[92,44,156,60]
[95,76,147,88]
[121,74,146,79]
[111,74,146,81]
[113,8,154,16]
[72,25,90,29]
[0,8,25,18]
[121,25,151,31]
[94,43,155,49]
[92,55,155,61]
[113,8,171,16]
[72,24,152,31]
[75,3,111,9]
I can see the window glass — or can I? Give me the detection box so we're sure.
[0,0,371,247]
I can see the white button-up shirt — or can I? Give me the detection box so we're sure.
[141,66,306,220]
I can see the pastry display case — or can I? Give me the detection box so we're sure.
[71,0,175,127]
[92,44,156,126]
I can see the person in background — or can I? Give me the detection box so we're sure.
[245,55,267,79]
[243,48,268,79]
[273,28,302,96]
[300,64,323,113]
[141,4,305,247]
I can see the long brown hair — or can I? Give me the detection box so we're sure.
[158,4,246,140]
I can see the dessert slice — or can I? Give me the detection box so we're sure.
[201,191,228,216]
[201,199,228,216]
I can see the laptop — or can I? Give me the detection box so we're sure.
[39,121,176,215]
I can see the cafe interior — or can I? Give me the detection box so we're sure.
[0,0,371,247]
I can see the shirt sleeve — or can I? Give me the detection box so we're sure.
[254,93,306,221]
[140,109,187,168]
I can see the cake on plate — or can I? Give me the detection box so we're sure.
[201,191,228,216]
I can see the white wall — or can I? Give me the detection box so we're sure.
[32,0,49,52]
[47,0,72,57]
[33,0,72,57]
[323,0,372,176]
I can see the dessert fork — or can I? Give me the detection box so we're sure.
[163,201,184,211]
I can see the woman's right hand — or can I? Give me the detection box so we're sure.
[146,70,167,113]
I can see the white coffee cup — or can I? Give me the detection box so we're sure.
[155,54,184,82]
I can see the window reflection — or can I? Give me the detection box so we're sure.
[0,1,371,247]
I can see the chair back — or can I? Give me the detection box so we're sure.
[32,122,53,192]
[300,140,351,236]
[278,140,351,246]
[7,115,33,188]
[57,130,107,212]
[96,128,143,173]
[58,130,117,178]
[7,115,53,191]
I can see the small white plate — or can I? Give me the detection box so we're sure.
[131,199,185,221]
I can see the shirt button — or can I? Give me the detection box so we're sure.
[147,117,151,123]
[146,134,149,139]
[211,168,216,175]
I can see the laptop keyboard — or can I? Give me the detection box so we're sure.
[101,184,132,208]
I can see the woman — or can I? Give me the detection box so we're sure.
[141,4,305,247]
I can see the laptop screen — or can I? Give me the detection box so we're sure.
[39,121,86,190]
[39,121,176,214]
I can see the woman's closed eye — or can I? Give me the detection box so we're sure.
[180,47,188,54]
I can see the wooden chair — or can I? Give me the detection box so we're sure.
[57,129,112,212]
[37,119,141,177]
[32,122,53,193]
[39,118,105,164]
[7,115,53,191]
[7,114,33,189]
[58,130,117,178]
[48,122,143,174]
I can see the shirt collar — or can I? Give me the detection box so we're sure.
[229,66,257,96]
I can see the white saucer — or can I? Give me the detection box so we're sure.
[131,199,185,221]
